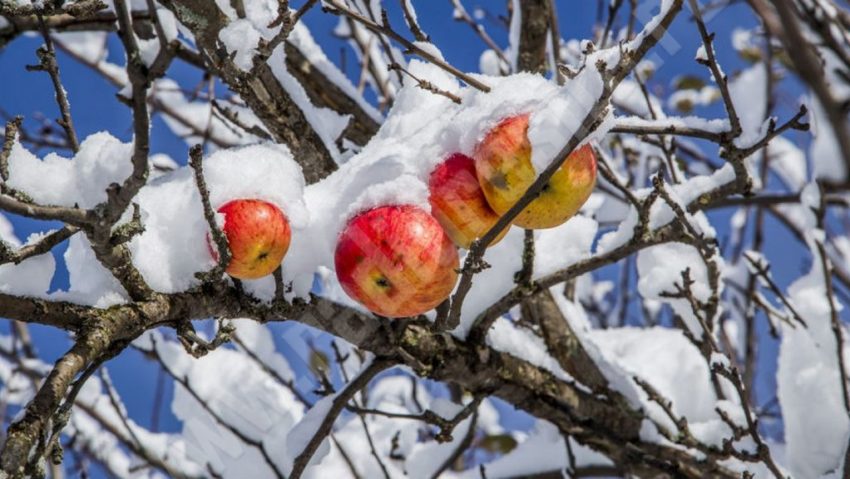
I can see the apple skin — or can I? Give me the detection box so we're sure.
[428,153,508,249]
[334,205,459,318]
[211,199,292,280]
[473,114,597,229]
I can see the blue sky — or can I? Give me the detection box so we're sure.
[0,0,825,473]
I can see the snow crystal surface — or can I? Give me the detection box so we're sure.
[144,330,303,477]
[636,243,717,337]
[220,19,262,70]
[729,63,769,148]
[0,214,54,297]
[778,231,850,478]
[7,132,132,208]
[810,96,850,182]
[129,143,307,296]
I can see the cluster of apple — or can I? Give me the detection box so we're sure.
[210,113,597,319]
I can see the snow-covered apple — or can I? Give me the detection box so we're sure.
[473,113,597,229]
[212,199,291,280]
[428,153,508,249]
[334,204,459,318]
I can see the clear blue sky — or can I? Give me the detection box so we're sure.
[0,1,821,474]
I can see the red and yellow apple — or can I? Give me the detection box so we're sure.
[473,113,597,229]
[210,199,292,280]
[334,204,459,318]
[428,153,508,249]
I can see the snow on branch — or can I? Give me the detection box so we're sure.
[0,1,849,478]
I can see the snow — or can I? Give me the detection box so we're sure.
[695,44,708,62]
[137,7,179,67]
[55,31,109,65]
[597,163,733,253]
[810,96,850,182]
[668,85,720,112]
[454,212,598,335]
[269,43,349,164]
[0,214,54,297]
[140,331,303,477]
[286,393,333,472]
[616,115,731,133]
[636,243,718,337]
[220,19,262,71]
[287,23,382,124]
[57,234,128,307]
[213,2,352,160]
[0,42,625,311]
[593,327,718,423]
[7,132,133,208]
[778,231,850,478]
[129,143,307,296]
[479,49,504,76]
[412,40,445,61]
[4,1,841,475]
[614,79,663,117]
[0,335,204,478]
[533,215,598,279]
[452,421,611,478]
[506,0,520,72]
[729,63,769,148]
[487,317,573,382]
[152,79,266,148]
[768,136,808,190]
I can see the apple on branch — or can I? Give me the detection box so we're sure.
[428,153,509,249]
[210,199,292,280]
[474,113,597,229]
[334,204,459,318]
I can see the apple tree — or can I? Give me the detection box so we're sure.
[0,0,848,477]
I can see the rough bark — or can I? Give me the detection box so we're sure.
[158,0,338,183]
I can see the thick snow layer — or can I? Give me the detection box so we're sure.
[130,143,307,296]
[0,214,54,298]
[729,63,770,149]
[220,19,262,70]
[0,335,204,478]
[55,234,128,307]
[40,142,307,304]
[778,232,850,478]
[7,132,133,208]
[22,23,685,326]
[768,136,808,190]
[591,327,720,427]
[139,330,303,478]
[810,96,850,182]
[54,31,109,65]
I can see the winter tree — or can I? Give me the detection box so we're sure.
[0,0,848,477]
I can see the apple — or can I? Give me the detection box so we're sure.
[473,113,597,229]
[428,153,509,249]
[334,204,459,318]
[210,199,292,280]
